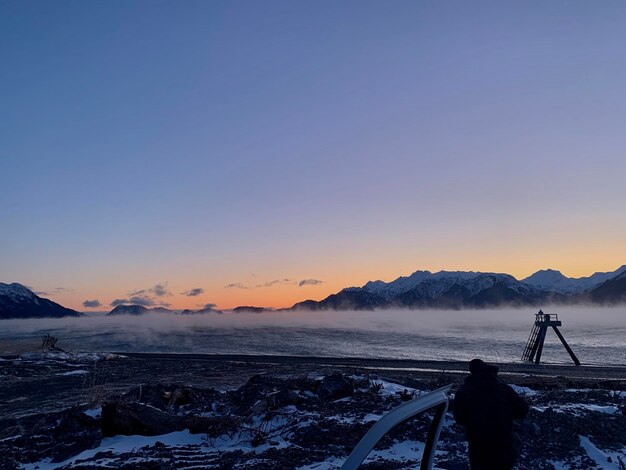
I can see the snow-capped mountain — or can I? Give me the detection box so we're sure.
[361,270,534,299]
[293,270,551,310]
[0,282,38,301]
[292,266,626,310]
[522,265,626,294]
[0,283,81,319]
[361,270,433,300]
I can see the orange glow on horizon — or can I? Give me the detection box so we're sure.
[52,258,625,312]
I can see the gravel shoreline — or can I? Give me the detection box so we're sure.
[2,352,625,418]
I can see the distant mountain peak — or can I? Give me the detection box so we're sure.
[0,282,37,300]
[108,304,148,315]
[523,265,626,294]
[0,282,81,319]
[232,306,267,313]
[534,268,565,275]
[107,304,178,315]
[180,306,221,314]
[523,269,568,283]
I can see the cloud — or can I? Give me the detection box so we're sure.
[129,282,172,298]
[110,296,155,307]
[182,288,205,297]
[299,279,323,287]
[256,279,293,288]
[116,283,172,308]
[203,303,217,309]
[152,283,170,297]
[224,278,296,289]
[82,299,102,308]
[54,287,75,293]
[158,302,172,308]
[32,286,75,296]
[129,296,156,307]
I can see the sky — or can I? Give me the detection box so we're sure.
[2,1,626,311]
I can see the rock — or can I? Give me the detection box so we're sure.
[164,387,191,407]
[50,408,101,462]
[316,373,354,400]
[0,407,101,465]
[102,402,181,436]
[180,414,238,434]
[119,384,222,412]
[101,402,236,437]
[267,389,301,408]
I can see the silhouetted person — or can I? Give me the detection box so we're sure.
[453,359,529,470]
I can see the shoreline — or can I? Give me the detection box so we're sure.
[115,352,626,380]
[2,350,625,420]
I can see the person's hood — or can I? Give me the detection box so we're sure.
[468,358,499,376]
[464,364,499,384]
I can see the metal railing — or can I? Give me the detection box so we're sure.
[341,385,452,470]
[536,312,559,323]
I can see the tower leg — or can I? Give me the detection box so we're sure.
[534,326,547,365]
[528,325,541,362]
[551,326,581,366]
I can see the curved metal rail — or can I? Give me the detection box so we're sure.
[341,384,452,470]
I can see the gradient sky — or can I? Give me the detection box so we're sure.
[2,1,626,310]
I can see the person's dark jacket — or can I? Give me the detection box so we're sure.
[453,365,529,470]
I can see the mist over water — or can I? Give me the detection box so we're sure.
[1,307,624,365]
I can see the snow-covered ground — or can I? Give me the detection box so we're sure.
[3,363,625,470]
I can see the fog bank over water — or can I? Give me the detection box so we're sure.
[1,307,624,365]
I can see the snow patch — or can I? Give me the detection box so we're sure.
[83,407,102,418]
[56,370,89,376]
[579,435,626,469]
[23,431,205,469]
[364,439,426,463]
[534,404,620,415]
[372,379,421,398]
[509,384,539,396]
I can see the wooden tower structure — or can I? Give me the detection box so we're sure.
[522,310,580,366]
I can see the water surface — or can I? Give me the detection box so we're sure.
[1,307,624,366]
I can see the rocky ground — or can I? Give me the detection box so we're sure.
[0,352,625,469]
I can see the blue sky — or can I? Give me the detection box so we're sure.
[2,1,626,309]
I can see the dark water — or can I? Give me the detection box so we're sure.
[1,307,624,365]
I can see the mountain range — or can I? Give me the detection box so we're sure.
[292,265,626,310]
[107,305,223,315]
[2,266,626,318]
